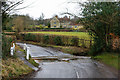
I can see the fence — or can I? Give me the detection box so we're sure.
[18,33,94,48]
[23,43,30,60]
[10,42,31,60]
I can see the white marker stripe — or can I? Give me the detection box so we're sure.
[76,71,80,78]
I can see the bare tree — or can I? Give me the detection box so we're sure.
[38,13,45,25]
[13,16,24,33]
[2,0,32,31]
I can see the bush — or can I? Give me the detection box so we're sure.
[43,35,49,44]
[54,36,62,45]
[31,34,36,42]
[24,33,31,41]
[2,35,13,59]
[22,33,36,41]
[45,28,65,30]
[18,33,82,47]
[4,32,15,35]
[71,37,79,46]
[88,38,105,56]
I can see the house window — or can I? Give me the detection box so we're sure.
[75,26,77,28]
[54,22,56,24]
[54,26,56,27]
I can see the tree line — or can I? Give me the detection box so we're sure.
[78,2,120,55]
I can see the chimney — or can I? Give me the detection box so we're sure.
[69,16,70,19]
[55,15,58,18]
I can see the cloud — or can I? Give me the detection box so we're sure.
[15,0,78,19]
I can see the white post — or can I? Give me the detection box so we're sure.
[24,43,27,51]
[13,43,15,51]
[26,47,30,60]
[10,47,14,56]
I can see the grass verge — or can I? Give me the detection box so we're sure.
[1,57,33,79]
[28,55,39,67]
[93,52,119,70]
[16,44,39,68]
[51,45,89,56]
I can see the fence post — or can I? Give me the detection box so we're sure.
[26,47,30,60]
[24,43,27,51]
[82,39,85,47]
[90,40,92,48]
[13,43,15,51]
[10,47,14,56]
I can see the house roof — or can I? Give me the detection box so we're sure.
[50,16,83,26]
[50,17,60,22]
[58,16,70,22]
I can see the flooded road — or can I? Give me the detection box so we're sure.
[17,43,117,78]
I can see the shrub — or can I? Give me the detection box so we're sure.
[71,37,79,46]
[18,33,82,47]
[31,34,36,42]
[43,35,49,44]
[2,35,13,59]
[88,38,105,56]
[4,32,15,35]
[24,33,31,41]
[54,36,62,45]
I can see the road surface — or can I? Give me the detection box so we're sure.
[17,43,118,78]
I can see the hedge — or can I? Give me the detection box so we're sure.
[18,33,79,46]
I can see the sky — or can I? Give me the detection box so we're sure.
[15,0,81,19]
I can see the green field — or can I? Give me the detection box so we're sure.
[94,52,119,70]
[27,32,91,40]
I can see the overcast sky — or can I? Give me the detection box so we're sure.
[16,0,82,19]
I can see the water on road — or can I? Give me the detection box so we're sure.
[16,43,118,78]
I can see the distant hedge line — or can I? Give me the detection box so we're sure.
[17,33,93,48]
[17,33,80,46]
[3,32,15,35]
[26,29,73,32]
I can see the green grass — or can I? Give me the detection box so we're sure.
[52,46,89,56]
[16,44,39,67]
[27,32,91,40]
[94,52,119,70]
[28,55,39,67]
[1,58,33,79]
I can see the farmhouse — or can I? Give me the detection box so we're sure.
[50,15,83,29]
[50,16,60,28]
[59,16,71,28]
[68,23,83,30]
[50,15,70,28]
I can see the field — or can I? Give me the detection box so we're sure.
[27,32,91,40]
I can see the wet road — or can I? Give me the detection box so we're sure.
[17,43,117,78]
[17,43,71,57]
